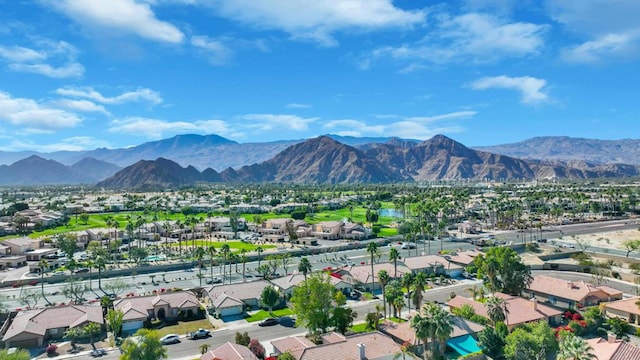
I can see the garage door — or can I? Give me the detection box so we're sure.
[122,320,144,332]
[219,306,243,317]
[10,338,40,349]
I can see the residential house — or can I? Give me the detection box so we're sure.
[341,223,368,240]
[201,342,258,360]
[401,255,464,278]
[114,291,201,334]
[206,280,271,318]
[334,263,410,293]
[298,331,412,360]
[447,293,562,331]
[310,221,344,240]
[2,237,42,254]
[0,255,27,269]
[587,334,640,360]
[524,275,623,308]
[209,216,246,232]
[604,296,640,326]
[271,335,315,359]
[270,274,307,297]
[2,305,104,348]
[446,250,484,267]
[257,218,292,236]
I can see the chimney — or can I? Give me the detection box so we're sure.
[608,333,617,343]
[530,297,537,311]
[566,281,573,289]
[357,343,366,360]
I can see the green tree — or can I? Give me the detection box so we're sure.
[401,272,414,313]
[120,328,167,360]
[412,272,428,310]
[62,277,88,304]
[278,352,296,360]
[365,311,381,331]
[477,247,533,295]
[235,331,251,346]
[558,333,596,360]
[504,321,558,360]
[57,233,78,259]
[220,243,231,284]
[384,280,404,318]
[194,246,206,286]
[64,327,83,349]
[486,296,509,324]
[104,279,128,297]
[0,348,30,360]
[79,213,90,225]
[106,309,124,338]
[261,286,281,314]
[83,322,102,350]
[93,255,106,293]
[39,258,50,305]
[366,242,379,293]
[290,274,334,334]
[378,270,390,318]
[298,257,312,280]
[388,247,400,278]
[411,302,454,358]
[478,322,508,359]
[331,307,357,334]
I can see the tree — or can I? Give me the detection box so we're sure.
[478,322,508,359]
[83,322,102,350]
[195,246,206,286]
[504,321,558,360]
[477,247,532,295]
[19,288,41,309]
[79,212,90,225]
[365,311,381,331]
[220,243,231,284]
[39,258,50,305]
[207,245,217,283]
[129,247,148,266]
[257,264,272,279]
[558,333,596,360]
[331,307,357,334]
[235,331,250,346]
[486,296,509,324]
[260,286,281,314]
[290,274,334,334]
[248,339,265,359]
[384,280,404,318]
[298,257,312,280]
[388,247,400,278]
[120,328,167,360]
[93,255,106,293]
[106,309,124,338]
[401,272,414,313]
[366,242,379,293]
[378,270,390,318]
[62,277,89,303]
[411,302,454,358]
[256,246,264,268]
[278,352,296,360]
[0,348,30,360]
[622,239,640,257]
[104,279,128,297]
[57,233,78,259]
[412,272,427,310]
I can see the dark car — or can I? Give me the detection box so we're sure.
[206,277,222,284]
[74,268,90,274]
[90,349,107,357]
[258,318,280,327]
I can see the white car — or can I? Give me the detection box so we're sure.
[160,334,180,345]
[401,242,416,249]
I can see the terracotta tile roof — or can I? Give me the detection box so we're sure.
[343,263,410,285]
[605,296,640,316]
[401,255,463,272]
[207,280,271,302]
[447,250,483,266]
[3,305,103,341]
[299,331,403,360]
[271,336,315,359]
[201,342,258,360]
[380,315,484,345]
[527,275,621,302]
[586,336,640,360]
[448,293,562,328]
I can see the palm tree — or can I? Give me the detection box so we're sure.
[207,245,217,283]
[401,272,414,314]
[240,249,248,282]
[94,255,106,294]
[39,258,50,305]
[194,247,206,286]
[558,333,596,360]
[378,270,389,318]
[431,306,454,357]
[412,302,454,358]
[486,296,509,324]
[412,272,427,310]
[366,242,379,294]
[256,246,264,268]
[298,257,312,280]
[388,247,400,279]
[220,244,230,284]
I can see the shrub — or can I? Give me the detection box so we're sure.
[46,344,58,354]
[249,339,265,359]
[235,331,250,346]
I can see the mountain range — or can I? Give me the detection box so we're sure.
[1,134,639,187]
[95,135,640,189]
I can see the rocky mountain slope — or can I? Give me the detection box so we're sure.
[475,136,640,165]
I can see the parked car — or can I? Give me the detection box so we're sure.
[74,268,89,274]
[160,334,180,345]
[401,242,416,249]
[258,318,280,327]
[51,271,65,276]
[206,277,222,284]
[90,349,107,357]
[188,328,211,339]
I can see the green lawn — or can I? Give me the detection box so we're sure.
[245,308,294,322]
[170,241,275,252]
[387,316,407,323]
[350,323,372,333]
[378,227,398,237]
[154,318,214,337]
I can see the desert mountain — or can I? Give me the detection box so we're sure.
[70,158,122,183]
[475,136,640,165]
[0,156,94,185]
[96,158,205,189]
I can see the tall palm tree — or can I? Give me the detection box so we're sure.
[412,272,427,310]
[388,247,400,279]
[378,270,389,318]
[240,249,248,282]
[486,296,509,324]
[256,246,264,268]
[207,245,217,283]
[94,255,106,294]
[194,247,206,286]
[298,257,312,280]
[220,244,230,284]
[366,242,379,294]
[401,272,414,314]
[558,333,596,360]
[39,258,50,305]
[431,306,454,357]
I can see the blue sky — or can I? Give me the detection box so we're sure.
[0,0,638,152]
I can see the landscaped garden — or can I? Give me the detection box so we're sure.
[245,308,294,322]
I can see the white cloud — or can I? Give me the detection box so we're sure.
[191,36,234,65]
[0,40,84,78]
[49,0,184,43]
[370,12,547,67]
[212,0,425,46]
[547,0,640,63]
[0,91,82,132]
[241,114,319,131]
[55,87,163,105]
[108,117,232,138]
[322,111,474,139]
[51,99,109,114]
[469,75,549,104]
[285,103,311,109]
[0,137,113,152]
